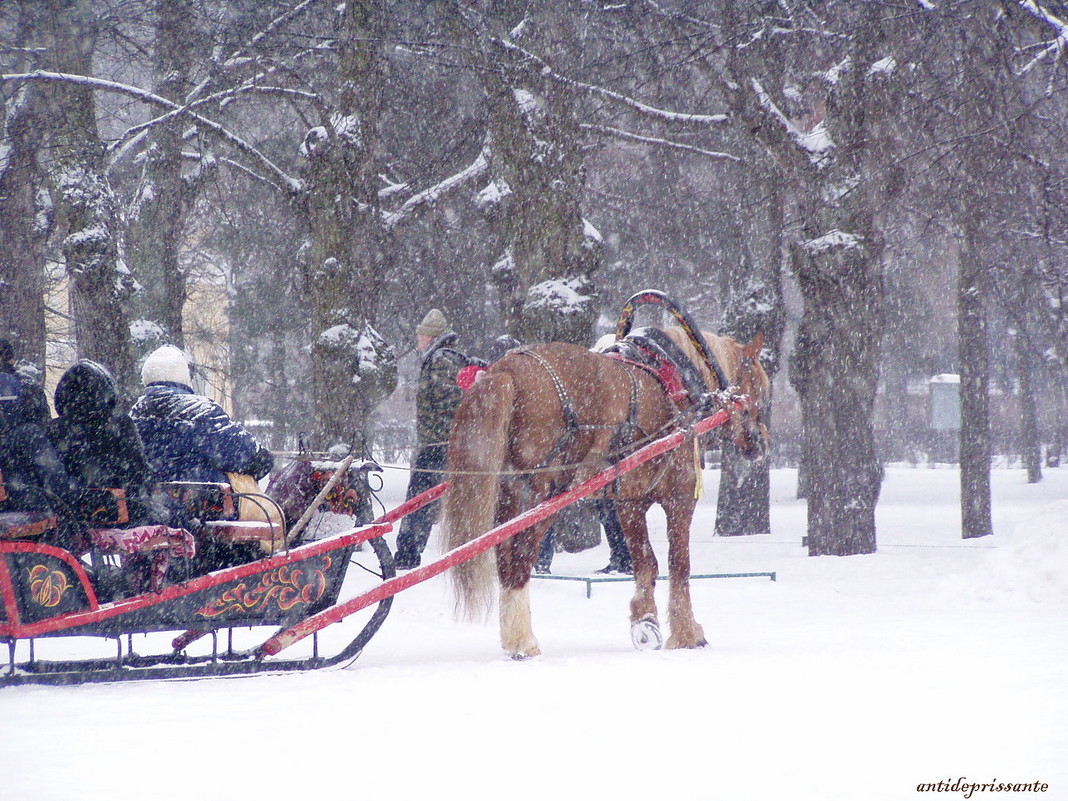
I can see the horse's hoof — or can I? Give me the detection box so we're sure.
[667,636,708,650]
[630,617,663,651]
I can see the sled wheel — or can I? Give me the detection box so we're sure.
[630,616,663,651]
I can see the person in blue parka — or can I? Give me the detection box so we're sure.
[129,345,274,485]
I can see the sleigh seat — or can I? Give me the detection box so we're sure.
[78,487,195,596]
[0,510,58,541]
[161,481,288,556]
[0,469,59,541]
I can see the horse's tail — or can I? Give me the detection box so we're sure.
[442,370,514,621]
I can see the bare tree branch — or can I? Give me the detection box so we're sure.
[1014,0,1068,77]
[383,143,491,229]
[187,0,329,103]
[0,70,303,194]
[113,80,318,159]
[580,123,742,162]
[491,37,730,127]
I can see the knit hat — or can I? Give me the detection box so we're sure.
[416,308,448,340]
[141,345,192,387]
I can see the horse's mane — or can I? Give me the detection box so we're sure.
[660,326,742,392]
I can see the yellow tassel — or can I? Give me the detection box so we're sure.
[693,438,704,500]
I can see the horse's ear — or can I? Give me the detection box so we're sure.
[746,333,765,361]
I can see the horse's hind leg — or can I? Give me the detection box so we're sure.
[662,495,707,650]
[616,500,662,649]
[496,516,550,659]
[500,583,540,659]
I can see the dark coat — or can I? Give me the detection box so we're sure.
[416,331,482,447]
[49,361,151,497]
[0,375,77,513]
[47,361,171,526]
[129,382,274,484]
[0,363,21,428]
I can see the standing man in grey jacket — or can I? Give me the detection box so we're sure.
[394,309,483,569]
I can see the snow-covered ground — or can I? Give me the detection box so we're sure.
[2,465,1065,801]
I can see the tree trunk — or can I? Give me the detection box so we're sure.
[716,169,784,537]
[453,4,599,345]
[716,1,897,553]
[794,235,884,557]
[301,0,396,450]
[41,0,135,393]
[950,7,1005,540]
[1016,335,1042,484]
[126,0,197,352]
[0,3,51,370]
[793,82,886,557]
[957,222,993,538]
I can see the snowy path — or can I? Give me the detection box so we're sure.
[2,467,1065,801]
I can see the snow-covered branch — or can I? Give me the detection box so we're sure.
[382,144,491,230]
[187,0,327,103]
[1017,0,1068,42]
[216,156,288,193]
[639,0,720,31]
[113,81,318,162]
[580,123,741,162]
[492,38,729,127]
[752,77,834,166]
[0,70,303,195]
[1016,1,1068,76]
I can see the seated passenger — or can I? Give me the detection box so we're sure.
[130,345,274,486]
[48,360,171,527]
[0,361,80,535]
[0,338,21,423]
[50,359,198,594]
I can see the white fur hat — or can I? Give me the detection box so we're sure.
[141,345,192,387]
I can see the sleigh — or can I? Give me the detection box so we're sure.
[0,451,398,686]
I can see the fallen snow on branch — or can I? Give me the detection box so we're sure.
[802,229,864,254]
[524,276,595,317]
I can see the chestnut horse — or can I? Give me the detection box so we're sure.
[441,326,770,658]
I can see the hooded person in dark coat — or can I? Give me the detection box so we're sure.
[0,346,78,517]
[129,345,274,484]
[48,360,168,527]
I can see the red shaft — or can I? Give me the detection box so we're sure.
[258,406,733,657]
[372,481,449,526]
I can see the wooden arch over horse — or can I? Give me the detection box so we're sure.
[442,291,771,658]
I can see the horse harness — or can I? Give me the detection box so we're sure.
[512,332,728,491]
[513,348,642,480]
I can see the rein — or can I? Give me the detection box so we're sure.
[396,400,711,478]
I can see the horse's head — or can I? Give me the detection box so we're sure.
[725,333,771,462]
[659,326,772,461]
